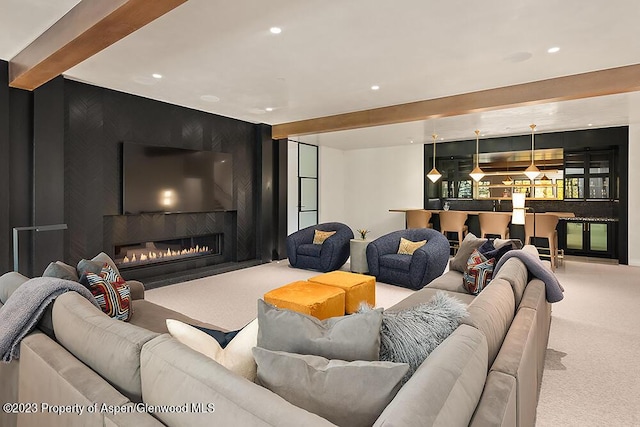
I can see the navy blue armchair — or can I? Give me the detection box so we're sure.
[287,222,354,272]
[366,228,450,290]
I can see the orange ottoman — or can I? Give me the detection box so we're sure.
[308,271,376,314]
[264,281,345,320]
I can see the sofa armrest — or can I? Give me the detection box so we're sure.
[127,280,145,300]
[469,371,517,427]
[18,331,153,427]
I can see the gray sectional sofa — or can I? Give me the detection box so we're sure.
[0,244,552,427]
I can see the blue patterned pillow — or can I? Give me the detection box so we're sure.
[463,249,495,295]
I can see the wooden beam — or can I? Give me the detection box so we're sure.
[9,0,188,90]
[272,63,640,139]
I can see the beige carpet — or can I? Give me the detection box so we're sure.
[536,259,640,426]
[146,258,640,425]
[146,261,414,330]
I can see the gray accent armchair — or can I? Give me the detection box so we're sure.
[286,222,354,272]
[366,228,450,290]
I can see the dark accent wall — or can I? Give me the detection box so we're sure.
[33,77,66,271]
[0,62,9,273]
[0,60,33,274]
[60,80,260,274]
[423,126,629,263]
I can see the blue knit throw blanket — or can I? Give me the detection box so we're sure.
[0,277,100,362]
[493,250,564,303]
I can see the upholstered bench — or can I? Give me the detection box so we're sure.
[263,280,345,320]
[308,271,376,314]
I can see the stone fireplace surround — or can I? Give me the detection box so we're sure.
[103,211,237,283]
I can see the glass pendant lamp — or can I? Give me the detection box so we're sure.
[524,124,540,180]
[469,129,485,182]
[427,133,442,183]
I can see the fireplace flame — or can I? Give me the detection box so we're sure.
[121,245,211,265]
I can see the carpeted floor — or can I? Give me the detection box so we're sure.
[146,258,640,426]
[146,260,414,330]
[535,259,640,426]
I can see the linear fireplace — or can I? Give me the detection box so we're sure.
[114,234,222,269]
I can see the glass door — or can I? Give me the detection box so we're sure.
[298,143,318,229]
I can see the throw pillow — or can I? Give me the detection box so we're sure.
[253,347,409,427]
[77,258,103,277]
[478,239,513,264]
[190,324,241,349]
[43,261,79,282]
[366,292,468,383]
[313,229,336,244]
[449,233,487,273]
[167,318,259,381]
[463,249,495,295]
[85,264,131,321]
[257,299,382,361]
[397,237,426,255]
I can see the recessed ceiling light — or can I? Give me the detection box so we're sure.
[371,85,380,91]
[588,123,593,126]
[200,95,220,103]
[547,47,560,53]
[152,73,163,79]
[265,107,274,112]
[270,27,282,34]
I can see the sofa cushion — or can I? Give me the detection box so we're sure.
[376,292,468,381]
[257,299,382,361]
[141,335,335,427]
[492,255,529,307]
[373,325,488,427]
[77,258,103,276]
[297,243,322,257]
[463,249,495,295]
[461,278,515,367]
[397,237,426,255]
[425,270,469,294]
[127,299,222,334]
[379,253,411,272]
[313,229,336,244]
[253,347,408,427]
[389,286,475,312]
[52,292,159,402]
[450,233,487,273]
[43,261,80,282]
[166,318,258,381]
[0,272,29,304]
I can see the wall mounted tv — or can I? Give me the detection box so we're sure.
[122,143,234,214]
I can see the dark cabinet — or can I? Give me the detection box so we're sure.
[564,150,614,200]
[560,220,617,258]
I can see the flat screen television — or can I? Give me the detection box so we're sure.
[122,143,234,214]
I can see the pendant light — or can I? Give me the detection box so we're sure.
[469,129,485,182]
[427,133,442,183]
[523,123,540,180]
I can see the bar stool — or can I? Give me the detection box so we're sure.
[525,213,559,270]
[439,211,468,250]
[478,212,512,239]
[406,210,433,229]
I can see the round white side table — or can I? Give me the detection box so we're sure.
[349,239,371,273]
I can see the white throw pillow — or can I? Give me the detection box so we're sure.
[166,318,258,381]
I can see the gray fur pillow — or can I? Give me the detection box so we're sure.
[364,292,468,382]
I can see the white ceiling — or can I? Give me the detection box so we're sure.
[2,0,640,149]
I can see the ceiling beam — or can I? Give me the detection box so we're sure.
[272,63,640,139]
[9,0,188,91]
